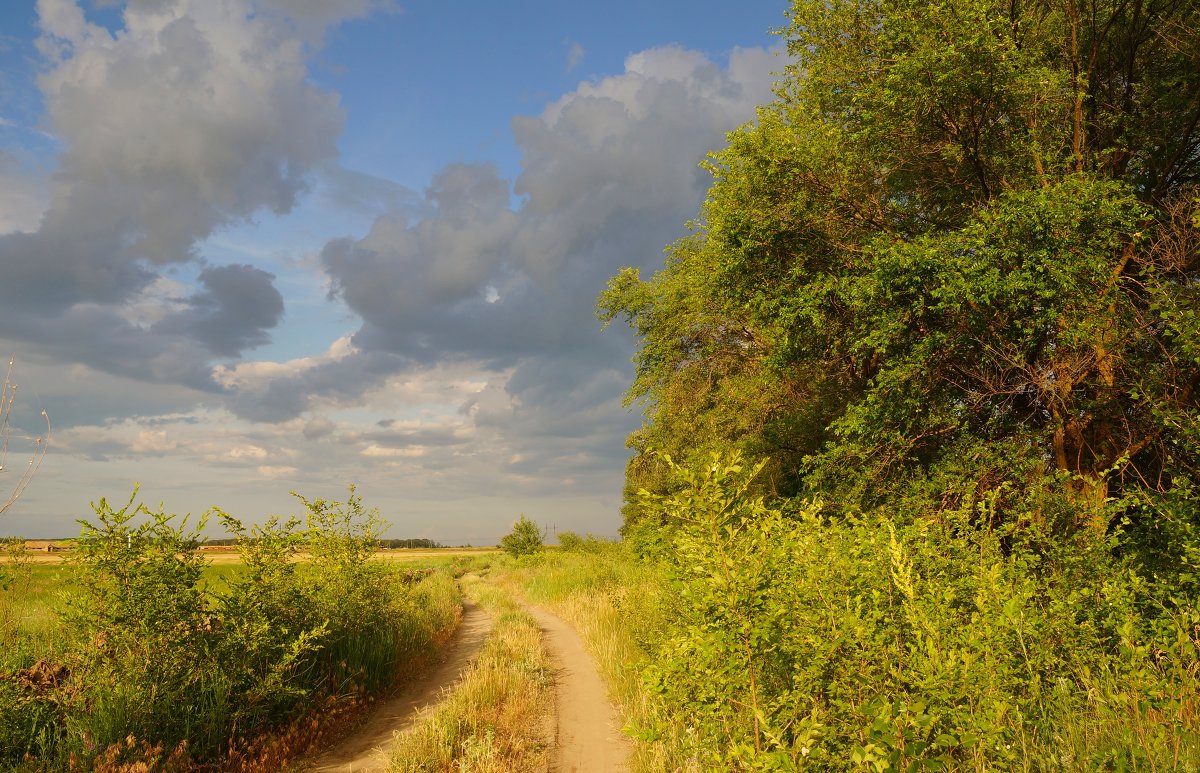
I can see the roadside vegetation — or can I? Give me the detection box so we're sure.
[495,536,675,770]
[0,487,460,772]
[581,0,1200,768]
[388,572,552,773]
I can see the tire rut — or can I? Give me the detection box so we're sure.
[526,606,631,773]
[303,600,493,772]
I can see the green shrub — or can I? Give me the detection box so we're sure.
[556,531,614,554]
[500,516,543,558]
[0,485,463,770]
[58,489,221,763]
[634,452,1200,771]
[213,511,328,731]
[557,530,585,552]
[294,485,456,695]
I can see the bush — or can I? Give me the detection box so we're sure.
[499,516,543,558]
[58,489,223,763]
[0,485,463,770]
[635,452,1200,770]
[556,531,614,553]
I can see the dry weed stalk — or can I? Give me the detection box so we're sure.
[0,354,50,514]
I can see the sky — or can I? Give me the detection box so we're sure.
[0,0,788,544]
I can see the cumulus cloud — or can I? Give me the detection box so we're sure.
[0,0,347,395]
[0,151,48,234]
[242,44,782,481]
[319,45,778,364]
[4,22,783,539]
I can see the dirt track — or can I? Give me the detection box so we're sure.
[528,606,632,773]
[303,592,630,772]
[304,601,493,772]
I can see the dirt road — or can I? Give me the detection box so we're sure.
[304,601,493,772]
[527,606,632,773]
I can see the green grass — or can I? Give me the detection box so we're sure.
[1,564,74,670]
[388,574,552,773]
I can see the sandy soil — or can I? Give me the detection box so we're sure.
[308,600,632,772]
[302,601,494,772]
[528,606,632,773]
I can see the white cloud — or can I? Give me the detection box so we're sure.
[565,40,585,72]
[214,336,358,390]
[361,445,426,458]
[130,429,176,453]
[225,445,269,461]
[1,31,784,544]
[234,43,786,502]
[0,0,351,393]
[257,464,299,479]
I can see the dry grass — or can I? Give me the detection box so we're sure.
[387,576,552,773]
[496,550,681,772]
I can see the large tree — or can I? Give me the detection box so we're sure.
[602,0,1200,533]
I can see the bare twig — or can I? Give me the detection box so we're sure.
[0,354,50,515]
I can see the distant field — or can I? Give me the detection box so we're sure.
[3,545,499,565]
[1,547,497,655]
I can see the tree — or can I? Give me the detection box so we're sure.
[601,0,1200,536]
[499,516,543,558]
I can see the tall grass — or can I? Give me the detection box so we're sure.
[388,574,553,773]
[498,512,1200,772]
[493,541,683,771]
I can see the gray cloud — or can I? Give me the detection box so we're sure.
[153,265,285,357]
[0,0,349,400]
[2,29,783,538]
[318,46,779,362]
[242,45,782,475]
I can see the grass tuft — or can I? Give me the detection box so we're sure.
[388,575,552,773]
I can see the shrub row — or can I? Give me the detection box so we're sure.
[0,487,459,771]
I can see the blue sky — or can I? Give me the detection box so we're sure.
[0,0,787,543]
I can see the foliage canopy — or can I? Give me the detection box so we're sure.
[601,0,1200,539]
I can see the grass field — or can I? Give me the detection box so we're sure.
[0,563,70,659]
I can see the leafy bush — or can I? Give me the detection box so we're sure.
[633,452,1200,771]
[59,490,220,760]
[0,486,462,770]
[556,531,613,553]
[499,516,543,558]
